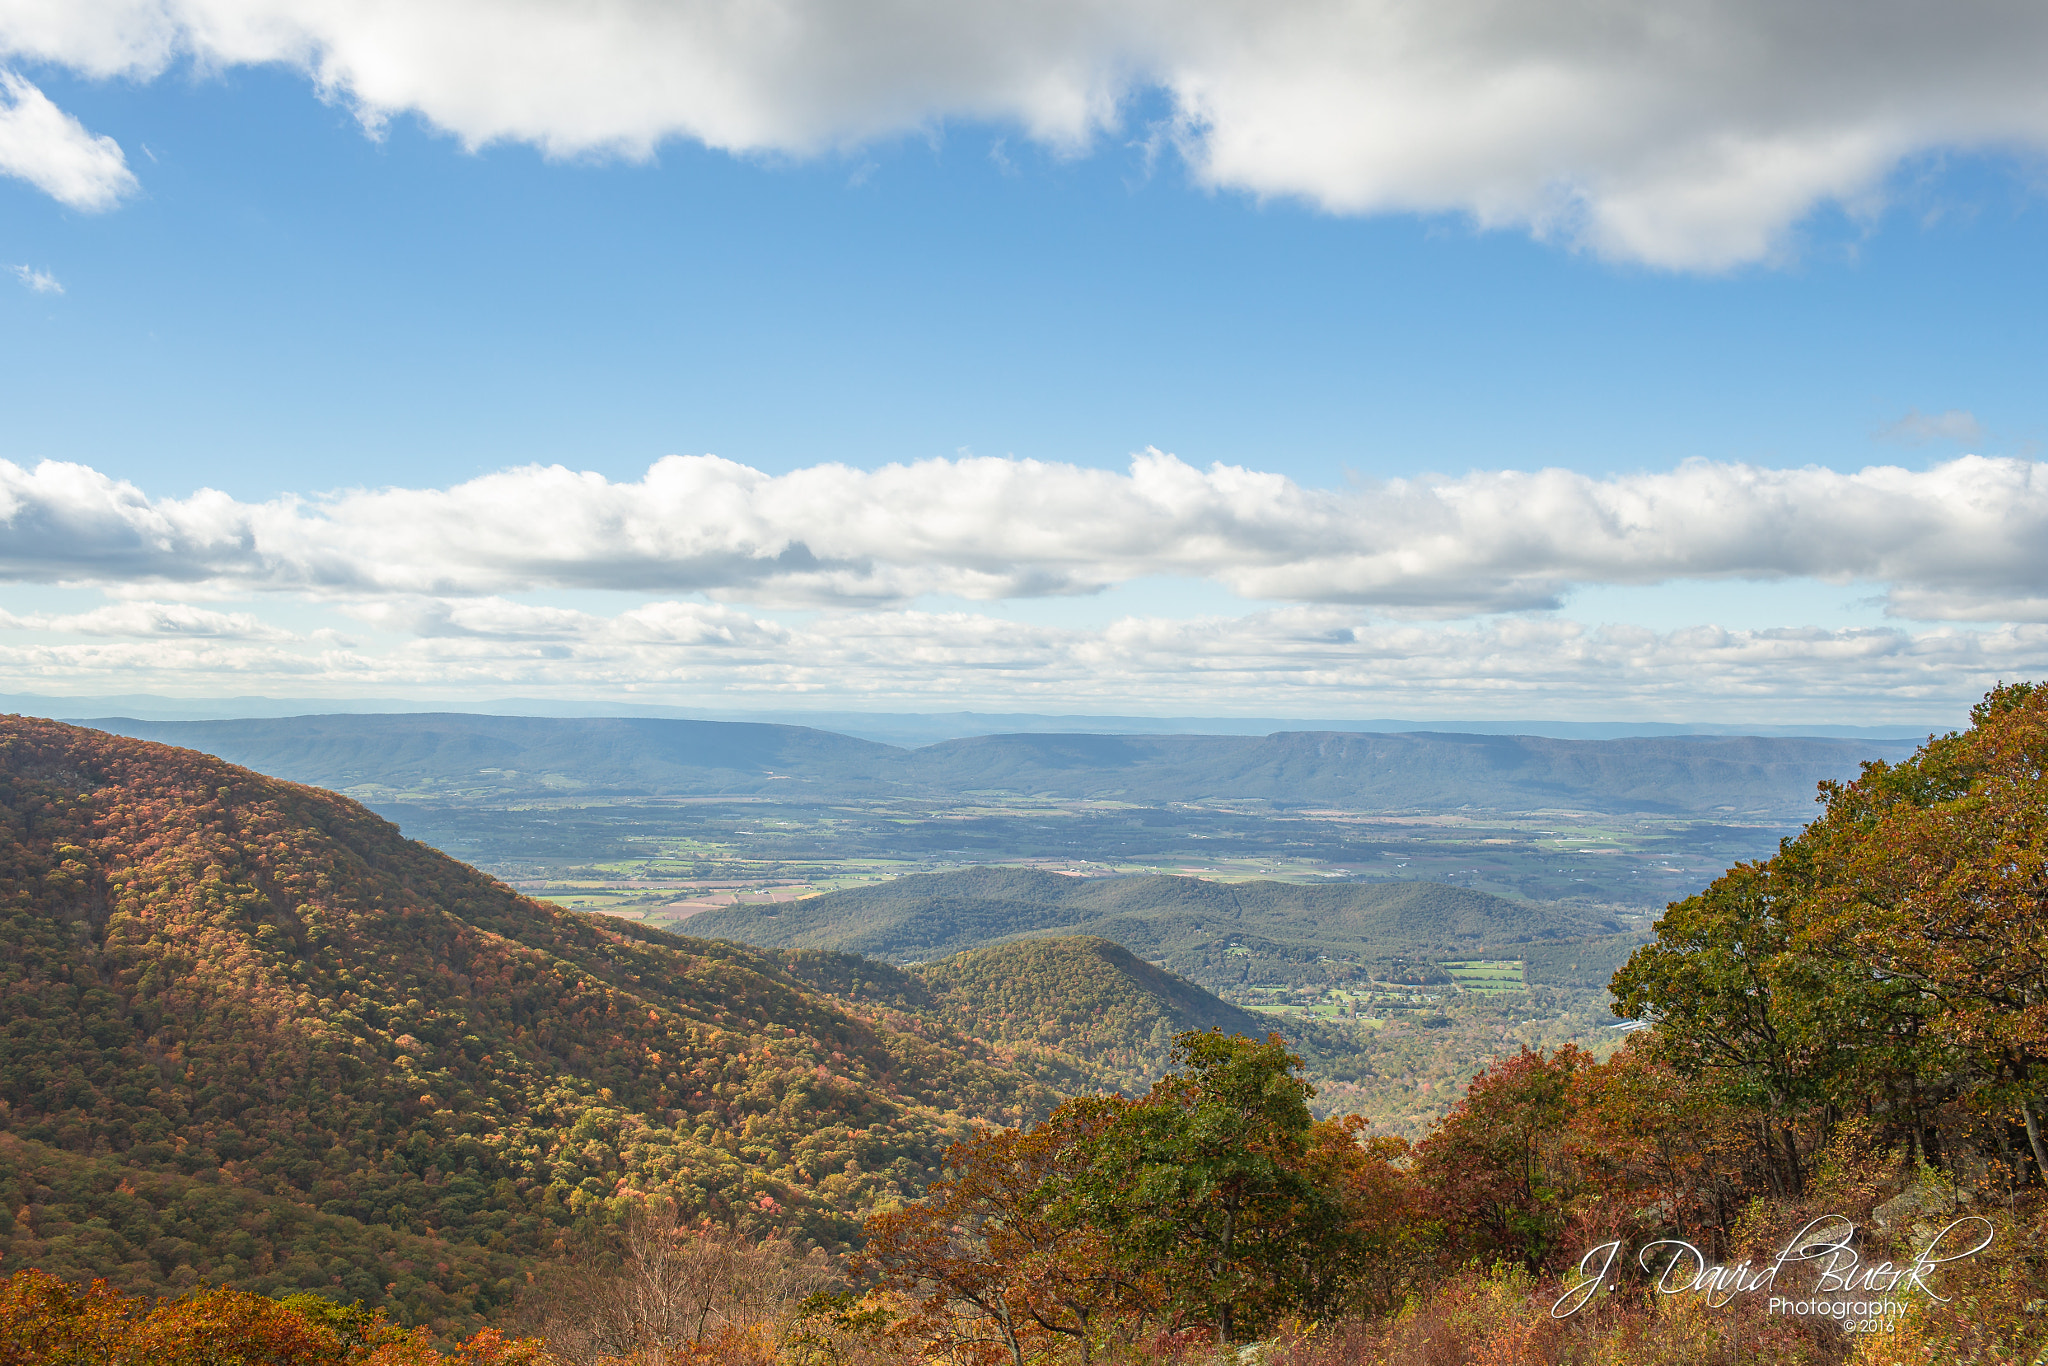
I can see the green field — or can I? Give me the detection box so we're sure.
[1442,959,1528,992]
[389,791,1766,928]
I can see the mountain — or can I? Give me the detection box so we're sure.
[84,713,1917,816]
[0,716,1051,1331]
[777,936,1272,1097]
[891,729,1919,816]
[80,713,901,802]
[684,866,1631,990]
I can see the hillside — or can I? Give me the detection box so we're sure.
[85,713,1915,817]
[685,867,1631,991]
[0,717,1051,1331]
[764,931,1622,1145]
[778,936,1270,1097]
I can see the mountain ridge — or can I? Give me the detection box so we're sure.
[684,867,1634,991]
[81,713,1916,817]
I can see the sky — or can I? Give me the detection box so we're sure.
[3,1,2048,726]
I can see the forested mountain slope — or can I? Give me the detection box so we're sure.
[0,717,1050,1331]
[687,867,1633,990]
[778,936,1271,1096]
[87,713,1914,816]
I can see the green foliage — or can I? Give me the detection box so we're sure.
[0,717,1056,1333]
[1613,681,2048,1191]
[1061,1032,1332,1343]
[863,1031,1419,1354]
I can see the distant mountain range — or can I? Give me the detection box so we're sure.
[3,690,1941,744]
[78,712,1919,817]
[686,866,1640,990]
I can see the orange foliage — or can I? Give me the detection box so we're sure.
[0,1269,559,1366]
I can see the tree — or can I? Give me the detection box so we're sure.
[1060,1030,1337,1345]
[1555,1040,1763,1259]
[0,1269,557,1366]
[1794,683,2048,1178]
[862,1030,1418,1353]
[860,1097,1153,1366]
[1413,1046,1586,1271]
[1611,863,1844,1196]
[523,1200,831,1366]
[1612,682,2048,1192]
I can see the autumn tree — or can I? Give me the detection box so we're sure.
[860,1097,1154,1366]
[1610,862,1843,1196]
[1412,1046,1588,1271]
[862,1030,1417,1354]
[1615,682,2048,1188]
[1058,1031,1363,1345]
[523,1201,831,1366]
[1793,682,2048,1177]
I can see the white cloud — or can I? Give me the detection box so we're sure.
[0,602,2039,717]
[0,70,136,210]
[0,599,290,638]
[343,594,787,646]
[6,2,2048,264]
[11,263,61,293]
[1877,407,1983,444]
[8,452,2048,621]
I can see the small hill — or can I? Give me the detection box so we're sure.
[772,937,1266,1096]
[686,866,1623,991]
[0,717,1049,1331]
[919,937,1268,1094]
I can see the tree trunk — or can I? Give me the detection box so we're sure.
[1778,1122,1804,1197]
[2020,1097,2048,1186]
[1215,1204,1237,1347]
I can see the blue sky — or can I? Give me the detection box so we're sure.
[3,3,2048,724]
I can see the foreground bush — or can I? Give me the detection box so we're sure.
[0,1269,558,1366]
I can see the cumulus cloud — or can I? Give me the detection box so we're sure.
[6,452,2048,621]
[0,70,137,210]
[6,1,2048,264]
[10,263,61,293]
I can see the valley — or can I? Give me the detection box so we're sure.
[360,792,1767,921]
[0,709,1923,1333]
[56,708,1909,1153]
[86,713,1902,917]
